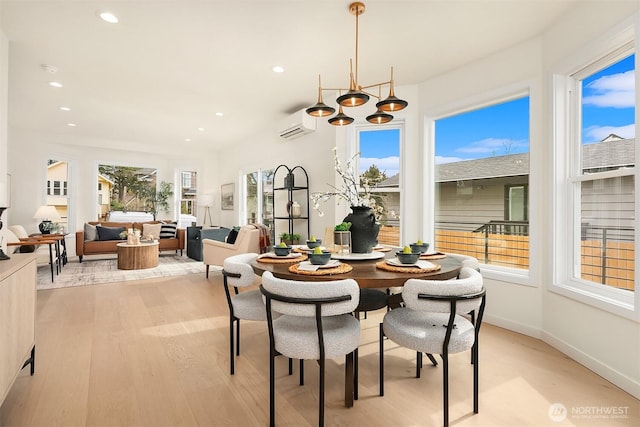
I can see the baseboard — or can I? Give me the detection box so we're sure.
[483,313,543,339]
[542,331,640,400]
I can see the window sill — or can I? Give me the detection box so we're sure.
[550,281,638,322]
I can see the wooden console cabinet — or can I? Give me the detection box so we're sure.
[0,254,36,405]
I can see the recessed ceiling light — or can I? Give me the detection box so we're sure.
[215,112,223,117]
[48,81,63,88]
[185,138,191,142]
[197,127,205,131]
[59,106,71,111]
[99,12,119,24]
[272,66,284,73]
[67,123,76,127]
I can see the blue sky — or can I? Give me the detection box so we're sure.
[359,53,635,172]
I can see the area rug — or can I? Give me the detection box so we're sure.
[37,254,206,290]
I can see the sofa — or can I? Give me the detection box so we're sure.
[75,221,185,262]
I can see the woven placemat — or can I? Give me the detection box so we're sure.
[289,262,353,276]
[420,252,447,260]
[375,260,442,273]
[257,254,307,264]
[373,247,392,252]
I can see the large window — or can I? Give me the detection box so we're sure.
[45,159,69,233]
[357,126,402,246]
[243,169,274,240]
[434,96,530,269]
[555,45,636,310]
[552,31,640,316]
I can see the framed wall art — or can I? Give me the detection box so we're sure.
[221,183,234,210]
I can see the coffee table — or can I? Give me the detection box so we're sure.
[116,241,159,270]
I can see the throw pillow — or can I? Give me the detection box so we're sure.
[142,223,162,239]
[19,244,36,253]
[226,228,239,244]
[159,223,177,239]
[84,223,98,241]
[96,226,126,241]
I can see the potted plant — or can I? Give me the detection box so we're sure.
[333,222,351,253]
[279,232,301,245]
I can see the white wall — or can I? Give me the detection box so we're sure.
[216,113,341,237]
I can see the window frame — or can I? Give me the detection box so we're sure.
[551,25,638,320]
[427,84,534,286]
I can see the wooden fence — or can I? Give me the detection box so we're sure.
[379,226,635,291]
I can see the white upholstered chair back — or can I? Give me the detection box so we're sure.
[402,267,483,314]
[222,253,259,287]
[261,271,359,317]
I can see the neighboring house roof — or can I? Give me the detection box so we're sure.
[582,138,635,171]
[98,174,114,186]
[377,174,399,188]
[436,153,529,182]
[374,137,635,186]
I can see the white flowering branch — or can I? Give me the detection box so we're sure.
[310,147,380,217]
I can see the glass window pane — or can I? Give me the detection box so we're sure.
[580,177,635,290]
[578,53,635,291]
[245,172,258,224]
[435,96,530,269]
[46,160,69,233]
[359,128,401,246]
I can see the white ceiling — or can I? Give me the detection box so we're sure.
[0,0,580,152]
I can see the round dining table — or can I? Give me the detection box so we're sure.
[250,250,462,288]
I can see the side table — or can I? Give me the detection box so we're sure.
[116,242,159,270]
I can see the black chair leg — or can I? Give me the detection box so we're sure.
[269,348,276,427]
[205,264,209,278]
[288,358,293,375]
[229,317,235,375]
[443,352,449,427]
[426,353,439,366]
[473,342,479,413]
[236,320,241,356]
[319,357,325,427]
[416,352,422,378]
[379,323,384,396]
[354,348,359,400]
[300,359,304,385]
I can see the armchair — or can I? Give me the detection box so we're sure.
[202,225,260,278]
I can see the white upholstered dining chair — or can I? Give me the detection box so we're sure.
[380,267,486,427]
[260,271,361,427]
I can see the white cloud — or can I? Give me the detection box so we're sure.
[583,70,635,108]
[359,156,399,177]
[583,124,635,142]
[455,138,528,155]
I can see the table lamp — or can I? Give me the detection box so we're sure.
[33,205,61,234]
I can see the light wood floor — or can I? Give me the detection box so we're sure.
[1,272,638,426]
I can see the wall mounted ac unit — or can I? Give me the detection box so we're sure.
[278,109,316,140]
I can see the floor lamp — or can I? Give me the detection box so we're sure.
[200,194,214,227]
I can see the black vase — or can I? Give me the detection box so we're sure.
[343,206,380,253]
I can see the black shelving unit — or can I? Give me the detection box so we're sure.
[272,165,310,243]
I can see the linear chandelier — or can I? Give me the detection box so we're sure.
[306,2,408,126]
